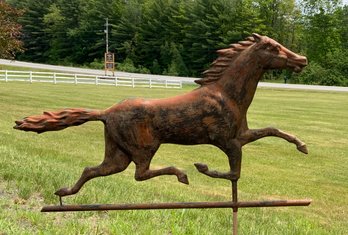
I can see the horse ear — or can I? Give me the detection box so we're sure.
[252,33,262,42]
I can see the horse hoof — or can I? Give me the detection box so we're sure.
[194,163,208,172]
[178,175,189,185]
[54,187,71,197]
[297,144,308,154]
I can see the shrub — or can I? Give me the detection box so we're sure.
[118,57,150,74]
[88,58,104,69]
[292,60,348,86]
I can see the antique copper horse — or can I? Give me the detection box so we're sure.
[14,33,308,198]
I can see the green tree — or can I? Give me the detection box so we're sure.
[112,0,143,63]
[13,0,57,62]
[255,0,303,48]
[78,0,124,64]
[304,8,342,63]
[337,5,348,50]
[183,0,246,76]
[0,1,23,58]
[6,0,347,85]
[138,0,185,70]
[161,42,188,76]
[43,3,66,63]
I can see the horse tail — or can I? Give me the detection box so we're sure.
[14,108,105,134]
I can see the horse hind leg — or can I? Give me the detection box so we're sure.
[194,163,234,180]
[133,149,189,185]
[55,142,131,197]
[194,142,242,181]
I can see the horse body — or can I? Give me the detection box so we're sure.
[14,33,308,197]
[105,86,238,147]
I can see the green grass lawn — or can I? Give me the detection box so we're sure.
[0,81,347,234]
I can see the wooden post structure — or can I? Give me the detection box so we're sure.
[104,52,115,76]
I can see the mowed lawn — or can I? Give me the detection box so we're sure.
[0,81,347,234]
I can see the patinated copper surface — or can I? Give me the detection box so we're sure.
[14,33,308,198]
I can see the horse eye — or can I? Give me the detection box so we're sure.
[267,45,275,51]
[268,45,279,52]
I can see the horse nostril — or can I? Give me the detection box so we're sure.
[286,55,307,72]
[293,56,308,67]
[300,57,308,66]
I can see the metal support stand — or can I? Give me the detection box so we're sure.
[42,188,311,234]
[232,181,238,235]
[41,199,311,212]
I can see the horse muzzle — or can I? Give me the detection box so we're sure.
[287,55,308,73]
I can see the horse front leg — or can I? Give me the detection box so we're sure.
[239,127,308,154]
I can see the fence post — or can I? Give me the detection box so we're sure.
[149,78,152,88]
[74,74,78,85]
[115,77,117,86]
[5,70,8,82]
[95,76,98,85]
[165,79,168,88]
[132,78,135,88]
[180,81,182,89]
[53,73,57,84]
[29,71,33,83]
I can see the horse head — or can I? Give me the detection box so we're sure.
[196,33,307,86]
[252,33,307,73]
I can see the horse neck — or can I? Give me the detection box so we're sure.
[217,52,264,114]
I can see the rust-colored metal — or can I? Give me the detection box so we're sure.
[232,181,238,234]
[41,199,312,212]
[14,33,308,198]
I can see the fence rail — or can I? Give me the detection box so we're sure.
[0,70,182,89]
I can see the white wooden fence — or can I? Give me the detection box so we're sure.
[0,70,182,89]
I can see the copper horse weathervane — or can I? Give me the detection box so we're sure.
[14,33,308,199]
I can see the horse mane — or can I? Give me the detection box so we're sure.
[195,36,256,85]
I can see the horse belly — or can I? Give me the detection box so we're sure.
[154,112,233,146]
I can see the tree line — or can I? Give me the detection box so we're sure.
[3,0,348,86]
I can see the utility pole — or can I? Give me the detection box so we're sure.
[105,18,109,53]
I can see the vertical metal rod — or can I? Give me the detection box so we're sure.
[232,180,238,235]
[233,211,238,235]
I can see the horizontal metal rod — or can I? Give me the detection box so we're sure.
[41,199,311,212]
